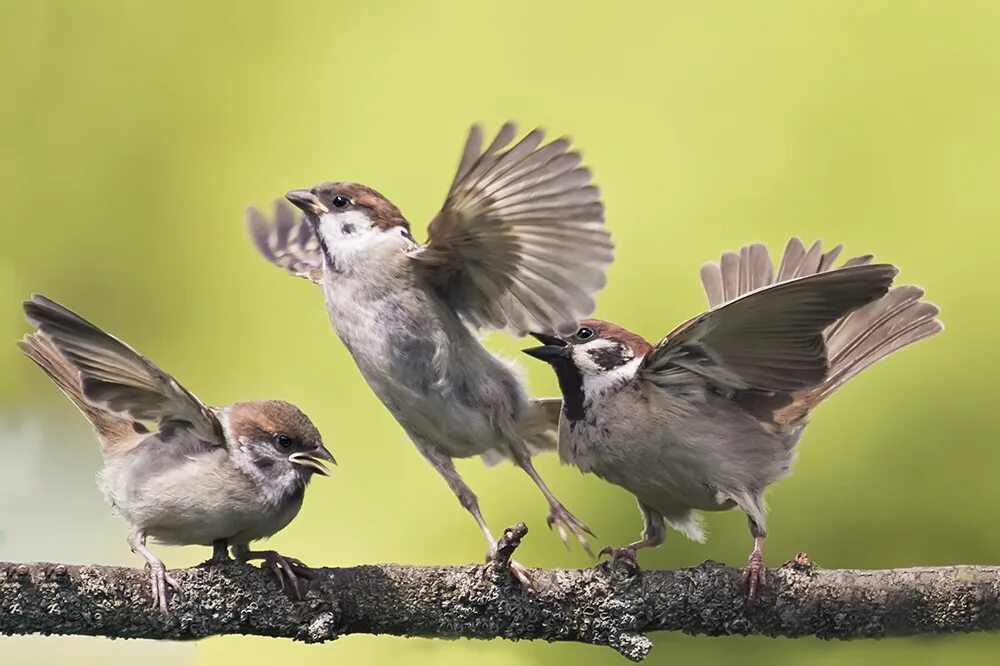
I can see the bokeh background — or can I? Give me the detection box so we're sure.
[2,1,999,664]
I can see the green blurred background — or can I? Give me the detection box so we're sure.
[2,1,998,664]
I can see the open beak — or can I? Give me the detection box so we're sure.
[289,445,336,477]
[522,332,569,363]
[285,189,329,215]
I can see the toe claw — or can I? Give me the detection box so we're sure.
[509,560,536,591]
[744,554,765,601]
[598,546,639,571]
[269,553,314,600]
[164,573,182,594]
[145,563,178,612]
[547,504,595,556]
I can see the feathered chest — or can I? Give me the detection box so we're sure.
[559,382,647,469]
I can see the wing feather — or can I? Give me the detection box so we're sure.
[23,295,222,442]
[642,265,898,392]
[246,201,324,283]
[410,123,613,335]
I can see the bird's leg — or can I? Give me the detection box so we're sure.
[599,503,665,570]
[128,531,180,612]
[416,441,534,589]
[232,545,314,601]
[210,538,230,563]
[513,451,595,556]
[743,516,767,601]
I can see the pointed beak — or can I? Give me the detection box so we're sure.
[289,445,336,477]
[522,332,568,363]
[286,189,329,215]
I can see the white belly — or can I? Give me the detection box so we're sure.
[322,277,527,459]
[102,451,303,547]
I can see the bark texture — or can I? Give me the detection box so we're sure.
[2,538,999,662]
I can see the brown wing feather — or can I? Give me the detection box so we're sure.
[410,123,613,335]
[697,238,942,422]
[643,264,898,392]
[22,295,222,442]
[19,333,144,456]
[246,201,324,283]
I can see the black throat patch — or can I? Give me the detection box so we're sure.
[550,358,586,422]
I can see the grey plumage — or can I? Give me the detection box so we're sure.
[525,237,941,598]
[253,123,612,579]
[250,123,614,336]
[19,295,333,609]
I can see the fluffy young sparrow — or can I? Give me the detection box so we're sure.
[247,123,613,582]
[20,295,335,609]
[524,239,941,598]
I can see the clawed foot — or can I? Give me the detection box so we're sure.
[743,549,766,601]
[146,563,181,612]
[598,545,640,571]
[259,551,315,600]
[547,502,595,557]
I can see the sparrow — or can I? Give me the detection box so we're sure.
[247,123,613,583]
[523,238,942,599]
[19,294,335,610]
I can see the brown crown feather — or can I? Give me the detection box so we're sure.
[580,319,654,357]
[314,182,410,231]
[226,400,323,447]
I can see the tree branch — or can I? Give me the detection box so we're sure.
[2,534,999,662]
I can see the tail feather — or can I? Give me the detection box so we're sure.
[826,285,925,360]
[19,333,141,452]
[701,237,942,411]
[817,289,942,402]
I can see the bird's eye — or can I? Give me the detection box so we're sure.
[332,195,350,209]
[576,327,595,340]
[275,434,294,448]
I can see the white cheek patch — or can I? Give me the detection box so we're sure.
[318,210,374,242]
[573,341,641,396]
[583,357,642,395]
[572,339,624,374]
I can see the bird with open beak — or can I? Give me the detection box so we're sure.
[524,239,941,599]
[19,295,335,610]
[247,123,613,585]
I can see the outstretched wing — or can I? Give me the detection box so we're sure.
[641,264,898,392]
[246,200,324,283]
[23,295,222,442]
[409,123,613,335]
[697,238,942,419]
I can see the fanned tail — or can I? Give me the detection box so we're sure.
[700,237,942,413]
[813,284,942,404]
